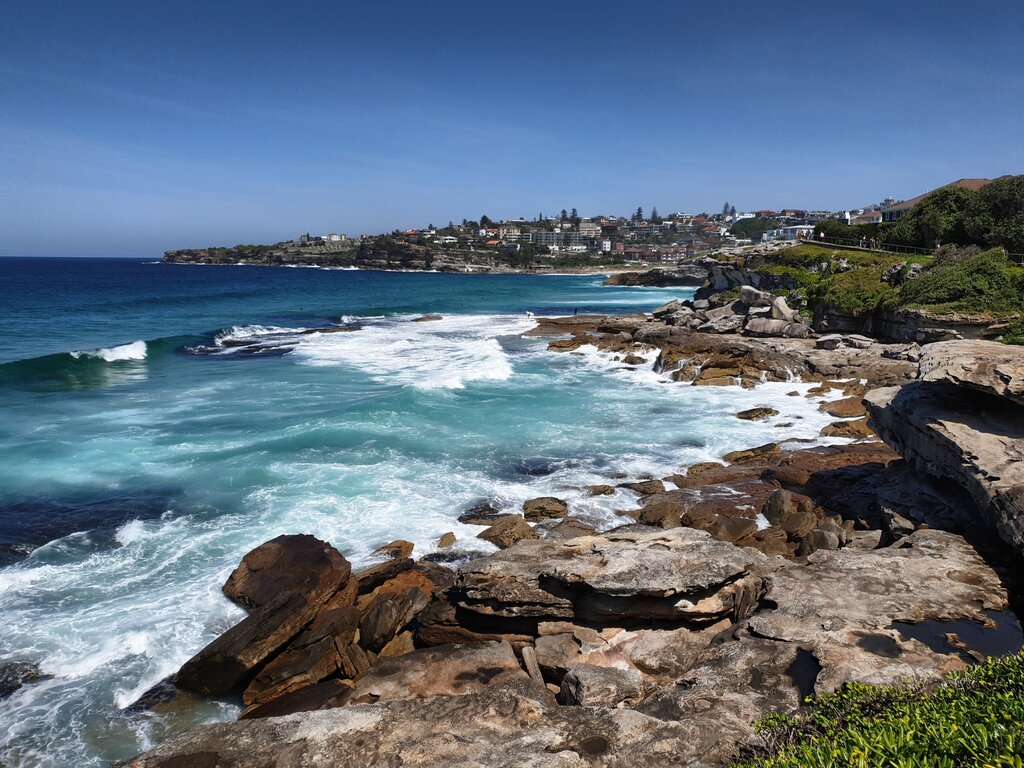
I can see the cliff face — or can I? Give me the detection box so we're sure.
[865,341,1024,555]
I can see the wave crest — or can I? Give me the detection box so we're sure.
[70,341,147,362]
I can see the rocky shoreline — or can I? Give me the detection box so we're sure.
[110,294,1024,767]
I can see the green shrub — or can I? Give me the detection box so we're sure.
[822,267,899,315]
[735,653,1024,768]
[1005,318,1024,345]
[899,248,1024,314]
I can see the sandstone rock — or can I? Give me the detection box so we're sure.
[239,678,354,720]
[477,516,539,549]
[359,587,432,654]
[736,407,778,421]
[815,334,844,350]
[129,684,733,767]
[746,529,1007,692]
[820,396,865,418]
[176,591,331,696]
[177,537,355,697]
[634,501,683,529]
[709,516,760,544]
[437,532,456,548]
[589,484,616,496]
[414,592,535,649]
[523,497,568,521]
[845,334,875,350]
[845,529,882,550]
[617,479,665,495]
[412,314,443,322]
[540,518,598,540]
[622,354,647,366]
[820,418,874,439]
[917,339,1024,407]
[762,490,816,536]
[651,300,684,316]
[558,663,644,707]
[458,502,513,526]
[771,296,798,322]
[346,641,541,706]
[242,607,360,709]
[739,285,772,307]
[723,443,780,465]
[354,558,414,595]
[222,534,352,611]
[697,314,745,334]
[457,527,765,626]
[744,317,812,339]
[534,633,581,679]
[797,529,841,556]
[372,540,414,560]
[637,635,805,742]
[865,381,1024,555]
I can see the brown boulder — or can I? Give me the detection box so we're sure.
[820,396,866,418]
[242,607,360,709]
[477,517,539,549]
[589,484,616,496]
[636,501,684,528]
[372,540,414,560]
[820,418,874,439]
[723,443,780,465]
[358,587,432,654]
[222,534,352,611]
[617,479,665,495]
[523,497,569,521]
[736,407,779,421]
[558,663,644,707]
[175,591,328,696]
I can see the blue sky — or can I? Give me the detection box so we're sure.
[1,1,1022,257]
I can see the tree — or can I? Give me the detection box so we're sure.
[722,201,731,217]
[633,206,644,222]
[731,217,777,241]
[889,186,976,248]
[729,205,737,218]
[570,208,579,225]
[650,206,663,224]
[968,175,1024,253]
[560,209,569,221]
[480,215,493,227]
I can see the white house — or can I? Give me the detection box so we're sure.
[762,225,815,242]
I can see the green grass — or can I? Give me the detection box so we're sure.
[734,653,1024,768]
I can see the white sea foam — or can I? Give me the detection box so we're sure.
[70,340,147,362]
[287,313,536,389]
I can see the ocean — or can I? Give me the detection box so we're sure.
[0,257,842,766]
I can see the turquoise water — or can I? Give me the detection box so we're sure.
[0,258,842,766]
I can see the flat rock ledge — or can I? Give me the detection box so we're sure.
[130,520,1012,767]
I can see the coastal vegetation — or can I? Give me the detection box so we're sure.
[753,243,1024,326]
[813,175,1024,254]
[736,652,1024,768]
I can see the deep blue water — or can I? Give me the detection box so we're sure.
[0,257,839,766]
